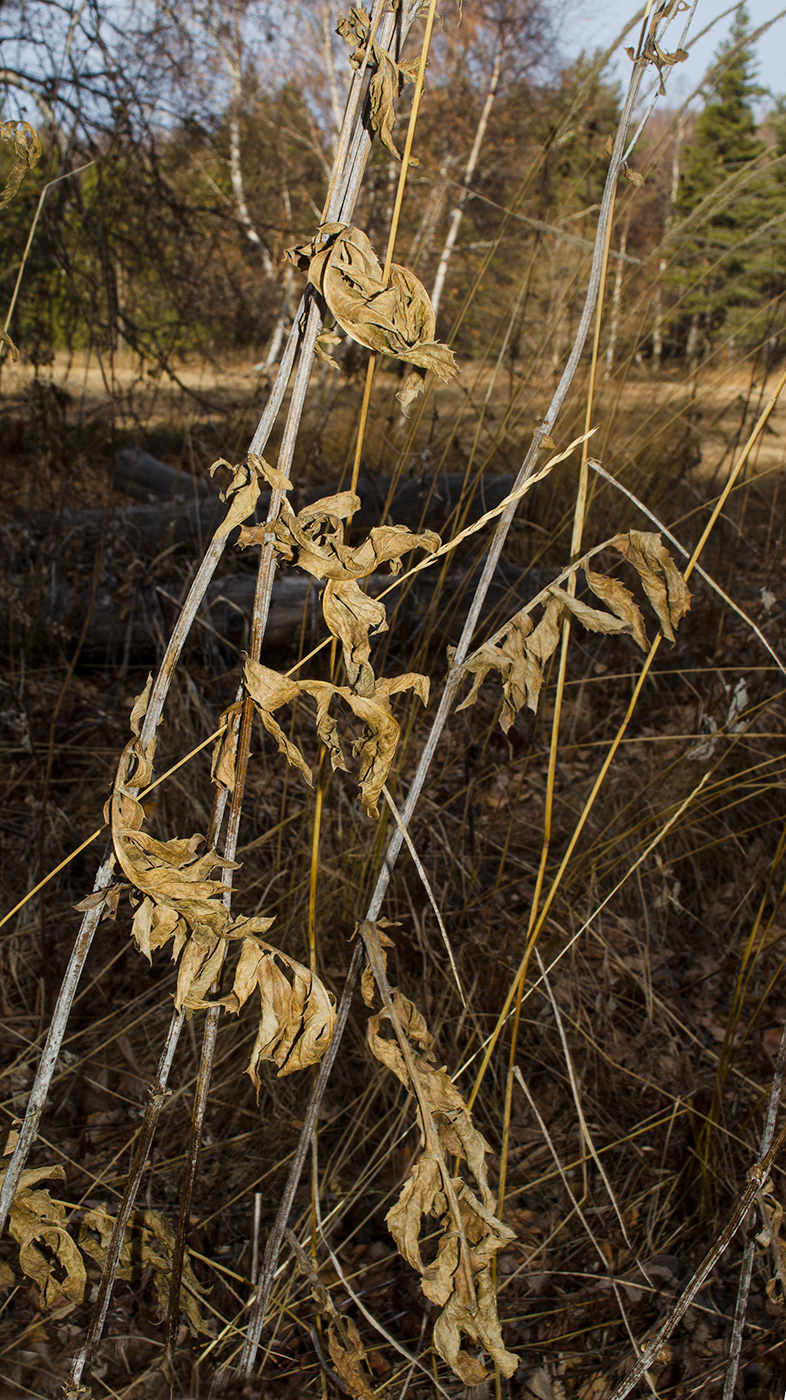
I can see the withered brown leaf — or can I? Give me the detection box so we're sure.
[612,530,691,642]
[288,224,457,408]
[109,684,334,1079]
[245,659,430,819]
[360,922,518,1385]
[80,1205,211,1336]
[1,1163,86,1308]
[211,936,336,1088]
[337,6,420,162]
[0,121,42,210]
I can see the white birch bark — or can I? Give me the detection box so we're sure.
[604,215,630,379]
[429,35,503,318]
[226,47,275,277]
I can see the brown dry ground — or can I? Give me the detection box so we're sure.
[1,351,786,1398]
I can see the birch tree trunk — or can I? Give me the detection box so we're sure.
[604,214,630,380]
[260,187,297,369]
[226,48,275,278]
[429,35,503,318]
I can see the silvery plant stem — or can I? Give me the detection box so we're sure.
[233,24,675,1384]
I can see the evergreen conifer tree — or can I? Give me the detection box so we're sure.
[670,6,786,359]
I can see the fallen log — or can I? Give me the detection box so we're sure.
[111,446,211,502]
[25,554,544,666]
[39,466,517,551]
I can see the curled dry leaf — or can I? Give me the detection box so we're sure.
[456,534,689,729]
[323,579,388,695]
[207,454,273,538]
[454,602,560,730]
[360,922,518,1386]
[108,681,335,1081]
[611,530,691,642]
[244,658,429,818]
[642,6,689,94]
[205,935,336,1089]
[0,1163,85,1309]
[621,162,645,187]
[286,1226,376,1400]
[327,1315,376,1400]
[0,120,42,210]
[337,5,420,162]
[80,1205,210,1335]
[241,490,438,694]
[288,223,458,409]
[0,328,19,361]
[211,702,243,793]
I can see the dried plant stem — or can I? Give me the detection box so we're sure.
[66,1009,186,1396]
[312,1211,455,1400]
[607,1118,786,1400]
[0,296,301,1229]
[233,40,663,1374]
[0,848,115,1234]
[722,1235,756,1400]
[469,363,786,1110]
[1,161,94,353]
[164,1002,221,1373]
[231,939,364,1382]
[513,1064,655,1393]
[495,187,617,1268]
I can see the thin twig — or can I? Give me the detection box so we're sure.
[607,1119,786,1400]
[722,1018,786,1400]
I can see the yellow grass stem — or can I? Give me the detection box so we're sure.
[495,190,617,1213]
[0,723,228,933]
[470,361,786,1117]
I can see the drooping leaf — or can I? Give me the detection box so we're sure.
[337,6,420,161]
[288,224,457,408]
[0,121,42,210]
[208,455,266,538]
[286,1227,376,1400]
[360,922,518,1385]
[242,660,314,785]
[1,1163,85,1309]
[80,1205,211,1336]
[455,599,562,729]
[456,532,690,731]
[244,660,430,819]
[583,565,649,651]
[108,684,333,1077]
[211,936,336,1088]
[211,703,242,792]
[612,530,691,641]
[322,579,388,695]
[327,1315,376,1400]
[549,585,644,645]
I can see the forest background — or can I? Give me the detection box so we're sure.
[3,0,786,1397]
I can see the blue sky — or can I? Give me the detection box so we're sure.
[570,0,786,108]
